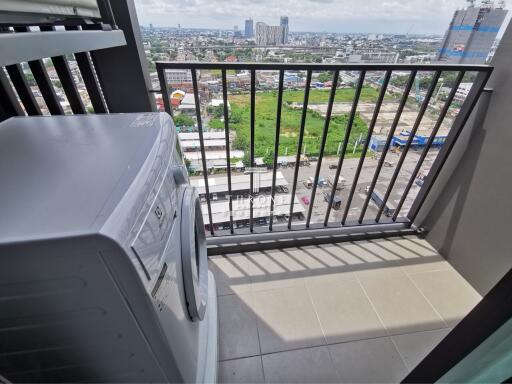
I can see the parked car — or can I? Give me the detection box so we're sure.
[303,179,313,188]
[329,164,337,169]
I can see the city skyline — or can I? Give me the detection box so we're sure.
[133,0,510,34]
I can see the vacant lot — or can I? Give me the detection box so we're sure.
[210,87,384,160]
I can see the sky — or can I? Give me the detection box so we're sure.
[133,0,479,34]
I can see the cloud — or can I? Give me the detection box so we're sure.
[134,0,470,34]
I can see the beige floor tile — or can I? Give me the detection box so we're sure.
[392,328,451,369]
[298,245,349,268]
[218,293,260,360]
[372,237,437,260]
[262,346,338,383]
[408,270,481,327]
[401,256,451,275]
[358,240,405,261]
[342,242,384,263]
[356,268,446,334]
[307,276,387,344]
[318,243,366,266]
[246,250,306,292]
[328,337,409,383]
[209,254,252,296]
[252,285,325,354]
[219,356,264,383]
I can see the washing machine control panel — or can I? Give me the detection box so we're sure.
[131,167,178,281]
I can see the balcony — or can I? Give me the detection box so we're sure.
[210,236,480,383]
[1,3,512,383]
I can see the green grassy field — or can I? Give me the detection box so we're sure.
[209,87,382,160]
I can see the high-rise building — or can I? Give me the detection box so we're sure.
[233,25,242,37]
[280,16,289,44]
[245,18,254,38]
[437,1,508,64]
[255,18,289,46]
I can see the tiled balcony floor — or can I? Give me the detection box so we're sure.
[209,236,482,383]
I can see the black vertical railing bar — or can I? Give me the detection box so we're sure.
[374,70,442,223]
[13,27,64,115]
[39,25,86,114]
[156,65,172,116]
[341,70,392,225]
[358,70,417,224]
[288,69,312,229]
[249,69,256,232]
[392,70,466,221]
[0,69,24,121]
[191,68,214,235]
[221,69,234,234]
[407,69,492,223]
[5,64,42,116]
[269,70,285,231]
[324,70,366,226]
[306,70,340,227]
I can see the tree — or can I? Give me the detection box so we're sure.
[318,72,331,83]
[263,150,274,166]
[173,114,194,127]
[207,104,224,118]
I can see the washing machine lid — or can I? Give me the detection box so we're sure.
[180,187,208,321]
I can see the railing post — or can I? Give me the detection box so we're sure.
[90,0,156,113]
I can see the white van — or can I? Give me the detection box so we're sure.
[327,175,345,190]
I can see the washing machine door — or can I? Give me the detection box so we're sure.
[181,187,208,321]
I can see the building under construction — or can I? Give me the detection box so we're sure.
[437,0,508,64]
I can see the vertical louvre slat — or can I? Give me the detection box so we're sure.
[191,68,214,235]
[342,70,392,225]
[393,71,466,221]
[5,64,41,115]
[375,71,441,222]
[306,70,340,227]
[14,27,63,115]
[40,26,86,114]
[50,55,86,114]
[407,70,491,223]
[66,25,108,113]
[288,69,312,229]
[324,70,366,226]
[75,52,108,113]
[221,69,234,234]
[358,70,417,224]
[249,69,256,232]
[0,69,24,121]
[157,65,172,115]
[269,70,285,231]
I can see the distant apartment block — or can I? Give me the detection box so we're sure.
[165,69,193,83]
[244,18,254,38]
[280,16,289,44]
[437,1,508,64]
[256,17,289,46]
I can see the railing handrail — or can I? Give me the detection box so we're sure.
[156,61,493,72]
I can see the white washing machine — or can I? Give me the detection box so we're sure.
[0,113,218,382]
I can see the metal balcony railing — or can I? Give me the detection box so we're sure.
[156,62,492,239]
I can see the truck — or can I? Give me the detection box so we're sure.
[327,175,345,190]
[369,189,396,217]
[323,192,342,210]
